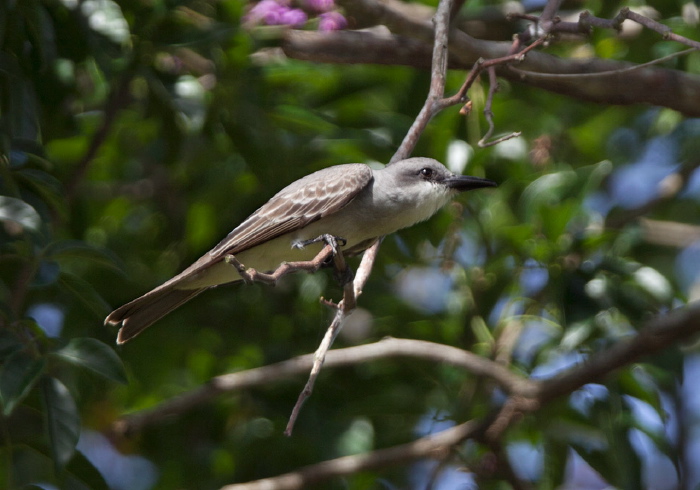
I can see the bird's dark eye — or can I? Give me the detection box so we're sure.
[419,168,433,178]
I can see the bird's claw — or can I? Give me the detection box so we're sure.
[297,234,347,255]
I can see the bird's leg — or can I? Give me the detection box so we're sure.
[225,234,354,288]
[295,234,354,286]
[294,234,347,256]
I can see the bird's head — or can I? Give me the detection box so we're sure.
[372,157,496,227]
[386,157,496,199]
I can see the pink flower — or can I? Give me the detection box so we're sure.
[278,8,308,27]
[244,0,281,24]
[318,11,346,31]
[244,1,307,28]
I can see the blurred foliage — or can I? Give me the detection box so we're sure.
[1,0,700,488]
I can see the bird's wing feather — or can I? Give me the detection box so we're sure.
[106,164,372,301]
[209,163,372,258]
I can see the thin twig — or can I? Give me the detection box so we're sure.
[223,236,358,436]
[284,239,382,435]
[285,311,346,435]
[536,0,564,38]
[511,47,698,79]
[623,8,700,49]
[570,8,700,49]
[446,35,548,106]
[390,0,455,163]
[477,66,522,147]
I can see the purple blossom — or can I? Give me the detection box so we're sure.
[318,11,346,31]
[306,0,334,13]
[277,8,308,27]
[244,0,281,24]
[244,0,307,28]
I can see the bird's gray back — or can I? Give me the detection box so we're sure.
[209,163,373,258]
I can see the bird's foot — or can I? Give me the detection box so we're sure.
[292,235,354,286]
[225,234,353,288]
[295,234,347,255]
[299,235,353,287]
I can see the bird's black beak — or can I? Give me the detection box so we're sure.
[443,175,498,191]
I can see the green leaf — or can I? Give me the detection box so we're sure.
[0,351,46,415]
[14,168,67,217]
[43,239,125,274]
[66,450,109,490]
[618,367,663,417]
[57,272,111,318]
[541,438,569,488]
[0,329,24,358]
[271,105,336,135]
[41,377,80,472]
[53,337,128,384]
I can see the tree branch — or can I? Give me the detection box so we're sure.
[282,11,700,116]
[537,302,700,403]
[111,297,700,487]
[222,301,700,489]
[111,336,530,437]
[220,418,484,490]
[390,0,454,163]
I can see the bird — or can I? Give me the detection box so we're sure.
[105,157,497,343]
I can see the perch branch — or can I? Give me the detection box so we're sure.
[285,238,382,435]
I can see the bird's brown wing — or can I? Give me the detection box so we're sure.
[208,163,372,258]
[115,163,372,298]
[105,164,373,341]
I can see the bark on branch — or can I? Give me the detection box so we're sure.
[283,29,700,116]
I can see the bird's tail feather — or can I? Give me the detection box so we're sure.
[106,287,207,344]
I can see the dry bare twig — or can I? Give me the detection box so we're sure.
[222,234,362,436]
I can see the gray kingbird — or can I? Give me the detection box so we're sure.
[105,157,496,343]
